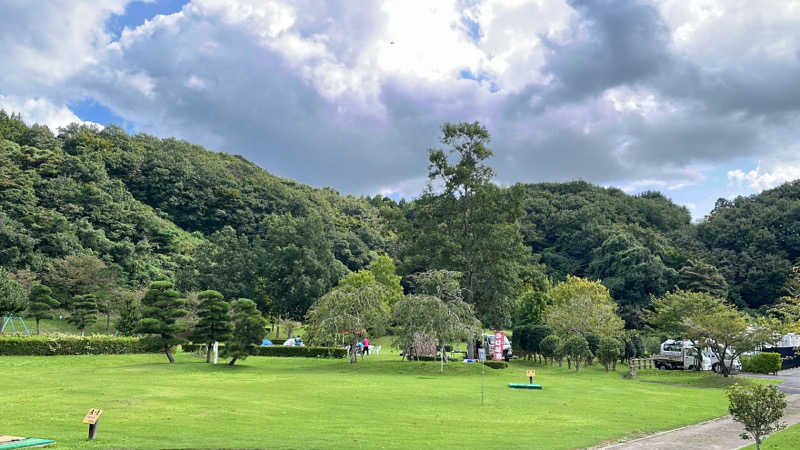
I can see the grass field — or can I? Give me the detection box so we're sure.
[742,421,800,450]
[0,348,773,449]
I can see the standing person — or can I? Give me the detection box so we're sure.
[363,337,370,356]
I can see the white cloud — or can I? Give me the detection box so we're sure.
[728,160,800,192]
[0,95,100,130]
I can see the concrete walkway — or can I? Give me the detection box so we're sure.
[594,369,800,450]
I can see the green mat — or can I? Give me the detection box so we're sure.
[0,438,55,449]
[508,383,543,389]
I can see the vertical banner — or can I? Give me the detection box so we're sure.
[493,331,504,361]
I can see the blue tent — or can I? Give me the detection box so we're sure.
[261,339,273,346]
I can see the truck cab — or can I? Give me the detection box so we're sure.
[655,339,741,372]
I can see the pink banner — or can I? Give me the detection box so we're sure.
[493,331,504,361]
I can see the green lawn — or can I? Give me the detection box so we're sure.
[742,422,800,450]
[0,351,767,449]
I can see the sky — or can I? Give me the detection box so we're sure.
[2,0,800,220]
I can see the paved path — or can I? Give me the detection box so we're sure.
[594,369,800,450]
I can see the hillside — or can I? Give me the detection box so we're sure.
[2,110,799,323]
[0,112,393,317]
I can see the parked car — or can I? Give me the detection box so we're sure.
[283,337,304,347]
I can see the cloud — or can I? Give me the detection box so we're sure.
[2,0,800,217]
[729,158,800,192]
[0,95,101,130]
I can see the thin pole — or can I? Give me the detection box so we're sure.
[481,357,485,406]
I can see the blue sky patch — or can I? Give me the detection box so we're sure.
[69,98,134,133]
[106,0,188,40]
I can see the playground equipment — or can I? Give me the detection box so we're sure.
[0,316,30,336]
[509,369,543,390]
[0,435,55,448]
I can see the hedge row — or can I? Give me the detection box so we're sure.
[182,343,346,359]
[0,336,161,356]
[741,352,782,374]
[403,355,508,369]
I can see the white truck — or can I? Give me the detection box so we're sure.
[653,339,741,373]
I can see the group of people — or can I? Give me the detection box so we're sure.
[357,337,370,355]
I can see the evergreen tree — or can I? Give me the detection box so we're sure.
[137,280,188,363]
[116,292,141,337]
[677,259,729,299]
[68,293,98,336]
[190,290,233,363]
[27,284,58,335]
[224,298,266,366]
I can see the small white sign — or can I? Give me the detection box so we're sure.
[213,341,219,364]
[478,348,486,362]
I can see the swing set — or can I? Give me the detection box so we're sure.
[0,316,30,336]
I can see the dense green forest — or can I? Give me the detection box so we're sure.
[1,111,798,328]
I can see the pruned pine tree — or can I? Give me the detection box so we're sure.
[27,284,58,335]
[137,280,188,363]
[224,298,266,366]
[68,293,98,336]
[190,290,233,363]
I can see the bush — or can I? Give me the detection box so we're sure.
[483,360,508,369]
[563,335,591,371]
[0,335,160,355]
[182,343,346,359]
[539,334,562,366]
[741,352,782,374]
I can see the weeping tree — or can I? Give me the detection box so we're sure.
[137,280,188,363]
[190,290,233,363]
[224,298,266,366]
[305,283,388,364]
[68,294,98,336]
[27,284,58,335]
[394,270,482,372]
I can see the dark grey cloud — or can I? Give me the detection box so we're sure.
[540,0,671,105]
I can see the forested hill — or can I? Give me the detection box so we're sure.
[0,111,394,317]
[2,110,799,324]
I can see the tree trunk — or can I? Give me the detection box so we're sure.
[105,313,110,334]
[576,360,581,372]
[80,326,85,337]
[165,347,175,363]
[755,435,761,450]
[206,343,211,363]
[228,357,237,366]
[349,337,357,364]
[613,360,617,371]
[440,342,446,373]
[605,362,609,372]
[567,358,571,369]
[467,341,475,360]
[36,319,40,335]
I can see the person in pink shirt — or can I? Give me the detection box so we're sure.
[362,337,370,355]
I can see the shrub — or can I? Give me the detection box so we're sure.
[563,335,591,371]
[483,360,508,369]
[539,335,562,366]
[182,343,346,359]
[728,384,787,449]
[741,353,782,374]
[0,336,160,355]
[596,336,622,371]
